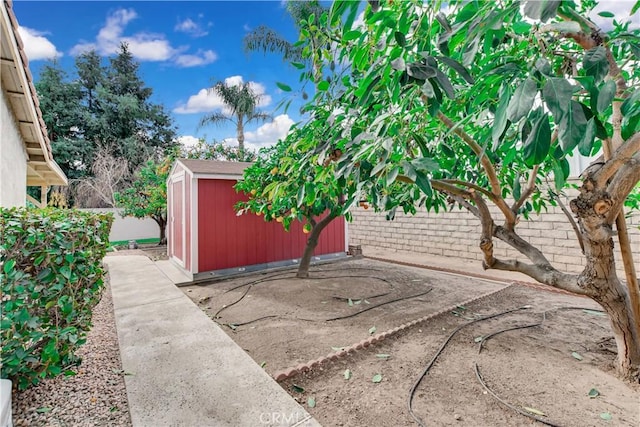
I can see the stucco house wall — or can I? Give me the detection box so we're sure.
[0,90,27,207]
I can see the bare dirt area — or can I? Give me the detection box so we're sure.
[183,258,639,427]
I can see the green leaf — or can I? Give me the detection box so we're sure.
[308,397,316,408]
[386,167,400,186]
[583,47,609,84]
[588,388,600,398]
[597,80,616,114]
[523,407,546,416]
[3,259,16,274]
[571,351,583,361]
[292,384,305,393]
[559,101,589,153]
[369,326,377,334]
[436,56,474,84]
[276,82,292,92]
[633,0,640,15]
[376,354,391,359]
[372,374,383,383]
[543,78,573,121]
[36,407,52,413]
[507,79,537,122]
[348,298,354,307]
[578,118,596,156]
[344,369,352,380]
[600,412,612,421]
[415,171,433,197]
[394,31,407,47]
[344,30,362,41]
[597,11,615,18]
[621,90,640,116]
[317,81,330,91]
[260,361,267,369]
[523,113,551,166]
[523,0,560,22]
[493,85,512,147]
[407,62,437,80]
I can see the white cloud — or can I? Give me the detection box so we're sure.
[174,49,217,67]
[177,135,201,148]
[70,8,217,67]
[174,18,209,37]
[589,2,639,30]
[174,75,272,114]
[245,114,294,148]
[18,26,62,61]
[243,23,252,32]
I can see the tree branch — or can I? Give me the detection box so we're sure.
[471,191,496,269]
[512,165,539,213]
[550,190,585,254]
[493,225,553,267]
[605,153,640,224]
[435,111,516,228]
[489,257,588,295]
[434,179,495,201]
[594,133,640,188]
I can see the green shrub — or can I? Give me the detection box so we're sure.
[0,208,113,389]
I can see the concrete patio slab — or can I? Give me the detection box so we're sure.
[105,255,320,427]
[155,259,192,285]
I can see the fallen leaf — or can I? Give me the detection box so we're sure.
[292,384,305,393]
[308,397,316,408]
[369,326,377,334]
[36,407,52,413]
[523,407,546,416]
[376,354,391,359]
[344,369,352,380]
[348,298,354,307]
[588,388,600,398]
[600,412,612,421]
[364,300,370,304]
[331,346,345,352]
[571,351,583,361]
[354,299,362,305]
[372,374,383,383]
[474,336,484,343]
[260,361,266,368]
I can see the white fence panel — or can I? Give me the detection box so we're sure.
[78,208,159,242]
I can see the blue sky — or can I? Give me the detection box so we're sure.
[11,1,640,153]
[13,0,312,152]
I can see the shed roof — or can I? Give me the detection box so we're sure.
[1,0,67,186]
[177,159,253,176]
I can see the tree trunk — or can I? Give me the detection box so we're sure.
[574,194,640,381]
[237,118,245,159]
[155,217,167,246]
[296,214,336,279]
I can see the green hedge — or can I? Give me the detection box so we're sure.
[0,208,113,389]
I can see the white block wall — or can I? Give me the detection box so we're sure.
[79,208,160,242]
[349,191,640,277]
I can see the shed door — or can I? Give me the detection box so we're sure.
[171,179,185,267]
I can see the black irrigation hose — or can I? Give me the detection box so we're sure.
[325,289,433,322]
[408,305,607,427]
[217,272,404,320]
[221,288,433,328]
[474,363,562,427]
[407,306,531,427]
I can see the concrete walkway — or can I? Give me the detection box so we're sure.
[105,255,319,427]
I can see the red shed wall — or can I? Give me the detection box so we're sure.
[197,179,345,272]
[185,176,191,271]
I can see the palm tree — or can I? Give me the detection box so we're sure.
[243,1,327,63]
[198,81,272,158]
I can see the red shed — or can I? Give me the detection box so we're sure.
[167,159,347,280]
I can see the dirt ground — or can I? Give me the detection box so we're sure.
[182,258,639,427]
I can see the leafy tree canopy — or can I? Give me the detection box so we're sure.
[267,0,640,377]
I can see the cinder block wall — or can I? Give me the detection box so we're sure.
[349,193,640,277]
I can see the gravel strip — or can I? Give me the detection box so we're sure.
[11,282,131,427]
